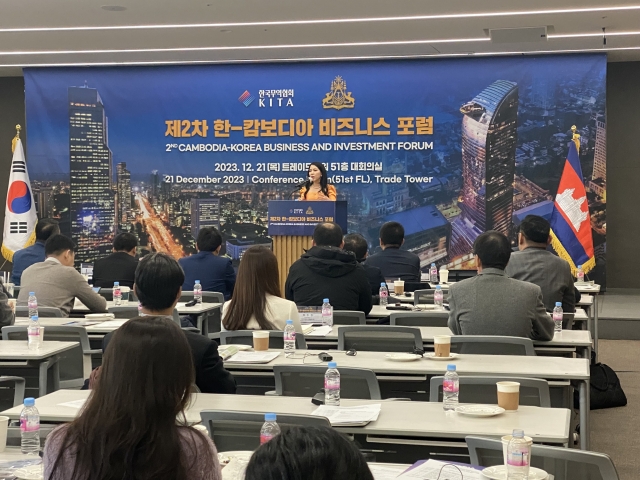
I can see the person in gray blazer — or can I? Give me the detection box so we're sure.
[505,215,576,313]
[448,231,554,341]
[18,235,107,316]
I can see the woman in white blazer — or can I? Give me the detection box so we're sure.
[222,246,303,333]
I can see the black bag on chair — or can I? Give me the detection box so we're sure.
[576,351,627,410]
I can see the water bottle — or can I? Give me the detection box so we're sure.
[507,429,531,479]
[113,282,122,306]
[321,298,333,327]
[430,263,438,283]
[27,292,38,318]
[20,398,40,455]
[553,302,563,333]
[325,362,341,406]
[379,283,389,306]
[576,265,585,283]
[434,285,443,308]
[27,316,42,351]
[443,364,459,411]
[194,280,203,304]
[260,413,281,444]
[283,319,296,358]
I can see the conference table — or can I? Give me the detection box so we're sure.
[306,325,593,358]
[69,301,222,334]
[0,390,571,462]
[367,304,589,321]
[221,349,591,449]
[0,341,77,397]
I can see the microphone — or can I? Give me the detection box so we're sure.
[294,177,311,188]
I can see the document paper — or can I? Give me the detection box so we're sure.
[311,404,381,426]
[396,459,481,480]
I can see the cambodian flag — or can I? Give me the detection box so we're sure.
[2,135,37,262]
[549,134,595,275]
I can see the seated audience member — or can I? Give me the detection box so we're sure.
[179,227,235,300]
[343,233,386,297]
[365,221,421,282]
[0,282,14,328]
[18,235,107,316]
[11,218,59,286]
[245,426,374,480]
[222,246,302,333]
[91,232,139,289]
[102,252,236,394]
[448,231,554,341]
[505,215,576,312]
[44,316,222,480]
[285,223,372,314]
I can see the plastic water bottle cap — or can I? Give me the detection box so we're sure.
[30,316,38,321]
[380,282,386,286]
[323,298,329,303]
[24,398,35,407]
[286,319,293,325]
[114,282,119,286]
[195,280,201,284]
[328,362,337,368]
[512,429,525,438]
[29,292,35,296]
[436,285,442,290]
[555,302,562,307]
[431,263,435,266]
[447,364,456,371]
[265,413,276,421]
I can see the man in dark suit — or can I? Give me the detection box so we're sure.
[179,227,235,300]
[102,252,236,394]
[365,221,421,282]
[92,233,139,288]
[505,215,576,313]
[343,233,386,297]
[11,218,59,286]
[448,231,554,341]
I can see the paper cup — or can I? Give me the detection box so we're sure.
[0,416,8,452]
[439,268,449,283]
[433,335,451,357]
[252,331,270,351]
[393,280,405,295]
[497,381,520,412]
[501,434,533,465]
[120,286,130,304]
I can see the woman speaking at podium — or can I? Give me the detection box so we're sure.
[299,162,337,201]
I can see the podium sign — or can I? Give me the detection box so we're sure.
[268,201,347,236]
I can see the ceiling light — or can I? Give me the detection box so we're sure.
[549,31,640,39]
[1,5,640,32]
[101,5,127,11]
[0,37,490,56]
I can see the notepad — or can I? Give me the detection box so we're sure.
[92,320,128,328]
[397,459,482,479]
[58,399,87,409]
[368,463,408,480]
[311,404,381,426]
[226,351,281,364]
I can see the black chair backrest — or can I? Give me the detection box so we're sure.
[337,326,422,352]
[274,365,381,399]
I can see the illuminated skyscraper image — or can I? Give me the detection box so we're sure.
[190,198,220,239]
[69,85,115,263]
[116,162,132,228]
[459,80,518,236]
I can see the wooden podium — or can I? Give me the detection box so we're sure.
[268,201,348,292]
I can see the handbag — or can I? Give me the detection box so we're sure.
[575,351,627,410]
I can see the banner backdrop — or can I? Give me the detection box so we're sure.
[24,54,607,282]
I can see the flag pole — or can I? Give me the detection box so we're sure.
[11,125,21,153]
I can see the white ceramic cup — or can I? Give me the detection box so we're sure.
[0,416,9,452]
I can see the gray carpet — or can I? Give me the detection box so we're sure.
[590,339,639,480]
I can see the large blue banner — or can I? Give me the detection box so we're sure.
[24,54,607,280]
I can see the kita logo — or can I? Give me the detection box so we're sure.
[238,90,255,107]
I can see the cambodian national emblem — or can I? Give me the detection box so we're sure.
[322,76,355,110]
